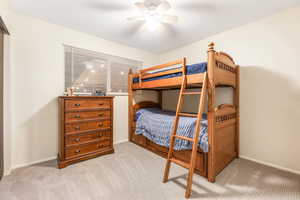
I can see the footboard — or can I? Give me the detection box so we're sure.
[208,104,238,182]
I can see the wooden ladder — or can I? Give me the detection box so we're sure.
[163,72,208,198]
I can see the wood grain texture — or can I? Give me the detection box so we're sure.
[140,58,185,74]
[128,69,134,142]
[142,68,182,79]
[58,96,114,169]
[131,44,238,89]
[127,42,240,187]
[65,99,110,111]
[133,101,160,111]
[235,66,240,158]
[65,130,111,146]
[207,42,216,183]
[65,120,111,134]
[133,137,207,177]
[163,75,187,184]
[65,110,110,122]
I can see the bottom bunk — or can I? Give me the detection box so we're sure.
[129,101,238,182]
[131,134,207,177]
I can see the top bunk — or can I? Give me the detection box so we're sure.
[129,42,239,90]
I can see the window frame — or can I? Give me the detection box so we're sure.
[64,45,142,96]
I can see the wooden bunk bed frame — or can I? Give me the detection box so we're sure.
[128,42,240,182]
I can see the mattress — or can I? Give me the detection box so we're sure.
[135,108,208,152]
[133,62,207,83]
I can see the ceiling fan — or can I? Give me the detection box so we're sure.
[127,0,178,31]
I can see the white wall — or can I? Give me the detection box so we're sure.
[159,6,300,173]
[1,10,158,172]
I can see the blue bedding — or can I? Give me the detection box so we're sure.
[133,62,207,83]
[135,108,208,152]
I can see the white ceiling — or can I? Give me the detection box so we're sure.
[10,0,300,53]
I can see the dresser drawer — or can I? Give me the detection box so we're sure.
[65,110,110,122]
[65,120,111,133]
[97,140,111,150]
[58,96,114,169]
[66,131,112,146]
[65,140,111,159]
[65,99,110,111]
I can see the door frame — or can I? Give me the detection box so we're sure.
[0,16,9,180]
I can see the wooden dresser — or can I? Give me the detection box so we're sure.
[58,96,114,168]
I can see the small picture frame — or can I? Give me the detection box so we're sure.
[95,90,106,96]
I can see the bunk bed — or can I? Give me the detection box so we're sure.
[128,42,240,183]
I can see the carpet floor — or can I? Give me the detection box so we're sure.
[0,142,299,200]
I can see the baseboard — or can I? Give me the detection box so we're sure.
[11,156,57,172]
[4,141,129,177]
[240,155,300,176]
[114,139,128,144]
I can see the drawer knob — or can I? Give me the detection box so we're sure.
[74,114,81,118]
[98,113,104,117]
[99,103,104,106]
[98,144,104,148]
[75,149,80,153]
[98,133,102,137]
[75,138,80,142]
[75,126,80,130]
[74,103,81,107]
[98,122,103,127]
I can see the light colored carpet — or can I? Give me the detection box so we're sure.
[0,142,299,200]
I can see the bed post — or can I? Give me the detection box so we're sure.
[234,66,240,158]
[207,42,216,183]
[128,69,133,142]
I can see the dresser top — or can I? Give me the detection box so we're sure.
[59,96,114,99]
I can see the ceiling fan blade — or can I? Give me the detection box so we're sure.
[157,0,171,13]
[162,15,178,24]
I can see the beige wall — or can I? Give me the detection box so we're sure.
[2,10,157,172]
[1,1,299,176]
[159,6,300,173]
[0,0,8,14]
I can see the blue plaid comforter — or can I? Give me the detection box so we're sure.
[135,108,209,152]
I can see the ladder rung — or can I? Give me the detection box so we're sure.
[173,135,193,142]
[182,92,201,95]
[178,113,198,117]
[170,158,190,169]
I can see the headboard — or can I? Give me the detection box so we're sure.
[132,101,160,123]
[133,101,160,112]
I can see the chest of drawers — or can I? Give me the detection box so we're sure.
[57,96,114,168]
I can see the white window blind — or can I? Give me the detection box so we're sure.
[64,45,142,95]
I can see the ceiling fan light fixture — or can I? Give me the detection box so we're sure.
[144,11,161,31]
[129,0,178,31]
[145,16,160,31]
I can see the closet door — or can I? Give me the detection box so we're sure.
[0,31,3,180]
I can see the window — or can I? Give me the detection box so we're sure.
[64,45,142,95]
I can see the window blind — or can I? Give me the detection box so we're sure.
[64,45,142,95]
